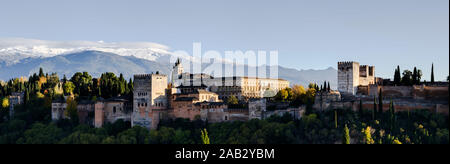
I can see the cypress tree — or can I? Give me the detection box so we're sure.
[378,88,383,113]
[389,100,395,131]
[334,109,338,129]
[63,75,67,83]
[23,88,28,104]
[373,96,377,120]
[128,78,133,92]
[327,82,331,91]
[431,63,435,83]
[394,66,401,85]
[413,67,418,85]
[39,67,44,77]
[343,124,350,144]
[359,99,363,117]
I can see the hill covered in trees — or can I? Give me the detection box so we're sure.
[0,68,448,144]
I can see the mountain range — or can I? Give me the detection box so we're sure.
[0,38,337,88]
[0,51,337,88]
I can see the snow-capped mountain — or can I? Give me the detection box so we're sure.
[0,38,178,65]
[0,38,338,88]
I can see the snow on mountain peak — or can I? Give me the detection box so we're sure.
[0,38,175,64]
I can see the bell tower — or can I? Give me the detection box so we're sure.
[171,58,184,85]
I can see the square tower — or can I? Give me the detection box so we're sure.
[132,73,168,129]
[358,65,376,86]
[338,61,360,96]
[171,58,184,85]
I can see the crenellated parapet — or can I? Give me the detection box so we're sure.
[338,61,359,70]
[134,73,167,80]
[338,61,376,96]
[134,74,152,79]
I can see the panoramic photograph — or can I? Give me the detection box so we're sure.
[0,0,448,154]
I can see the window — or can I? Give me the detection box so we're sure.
[113,107,116,114]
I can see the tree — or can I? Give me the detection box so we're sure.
[116,126,150,144]
[70,72,93,97]
[417,69,423,84]
[359,99,363,117]
[394,66,401,85]
[389,100,396,131]
[92,78,101,97]
[291,85,306,107]
[128,78,133,95]
[62,74,68,83]
[119,73,126,95]
[308,83,317,90]
[1,97,9,109]
[378,89,383,113]
[412,67,418,85]
[65,97,78,124]
[411,67,422,85]
[201,129,210,144]
[401,70,413,86]
[291,85,306,98]
[343,124,350,144]
[275,88,294,102]
[63,81,75,95]
[227,96,238,105]
[59,131,102,144]
[373,96,377,120]
[431,63,435,83]
[334,109,338,129]
[16,123,63,144]
[24,89,30,104]
[39,67,44,77]
[362,126,374,144]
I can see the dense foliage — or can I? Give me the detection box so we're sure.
[393,65,426,86]
[0,68,448,144]
[1,103,448,144]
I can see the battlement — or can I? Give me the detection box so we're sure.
[338,61,359,70]
[134,73,167,79]
[368,66,375,76]
[338,61,376,95]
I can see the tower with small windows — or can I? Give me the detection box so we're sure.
[338,61,375,96]
[132,73,168,129]
[171,58,184,85]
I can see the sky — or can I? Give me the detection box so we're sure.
[0,0,448,81]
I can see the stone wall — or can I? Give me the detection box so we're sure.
[315,99,449,116]
[366,85,448,101]
[313,91,342,111]
[249,99,267,119]
[132,74,168,129]
[338,62,360,95]
[94,99,132,128]
[51,102,67,120]
[264,107,305,120]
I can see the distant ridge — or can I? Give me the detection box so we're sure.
[0,50,337,88]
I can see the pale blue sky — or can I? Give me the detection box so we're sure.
[1,0,448,80]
